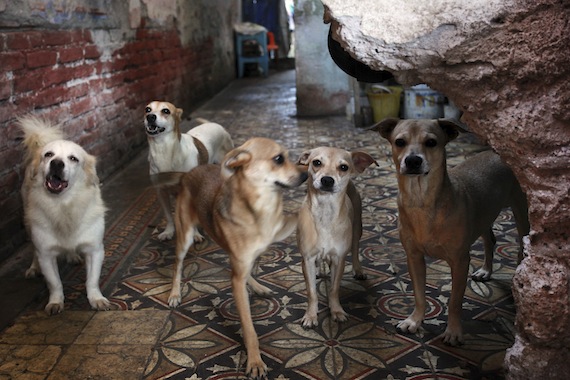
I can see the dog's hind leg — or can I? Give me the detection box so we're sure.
[510,186,530,263]
[471,228,496,282]
[156,187,176,241]
[25,251,41,278]
[168,189,197,307]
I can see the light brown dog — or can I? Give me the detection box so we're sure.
[297,147,376,328]
[159,137,307,379]
[370,118,529,346]
[144,101,233,240]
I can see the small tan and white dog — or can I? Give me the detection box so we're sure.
[296,147,376,328]
[19,116,111,315]
[144,100,234,240]
[370,118,529,346]
[155,137,307,379]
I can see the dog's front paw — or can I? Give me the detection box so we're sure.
[168,293,182,308]
[331,308,348,323]
[89,296,111,311]
[45,302,65,315]
[246,357,268,380]
[397,317,422,334]
[471,267,491,282]
[301,313,319,328]
[193,231,205,243]
[442,326,464,346]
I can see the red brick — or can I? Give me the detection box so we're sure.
[1,51,25,71]
[59,47,84,63]
[84,45,101,60]
[70,97,93,116]
[44,66,76,87]
[67,82,90,99]
[42,30,72,46]
[26,85,67,108]
[13,68,46,93]
[26,50,57,69]
[0,76,11,101]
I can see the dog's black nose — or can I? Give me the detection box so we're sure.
[405,155,423,170]
[50,159,64,171]
[321,176,334,189]
[146,114,157,123]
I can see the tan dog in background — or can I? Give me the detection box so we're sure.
[156,138,307,379]
[144,100,233,240]
[297,147,376,328]
[19,116,111,315]
[370,118,529,345]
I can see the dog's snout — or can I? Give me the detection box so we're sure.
[405,155,423,170]
[146,114,157,123]
[50,159,64,172]
[321,176,334,189]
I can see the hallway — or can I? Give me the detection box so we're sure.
[0,69,519,379]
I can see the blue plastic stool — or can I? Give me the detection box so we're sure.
[235,31,269,78]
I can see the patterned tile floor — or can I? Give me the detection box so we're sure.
[0,69,520,379]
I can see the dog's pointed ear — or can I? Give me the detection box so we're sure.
[437,119,467,143]
[368,117,399,141]
[221,148,252,179]
[351,151,378,173]
[297,150,312,167]
[84,153,100,187]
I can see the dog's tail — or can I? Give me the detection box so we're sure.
[18,116,65,164]
[150,172,185,189]
[194,117,211,125]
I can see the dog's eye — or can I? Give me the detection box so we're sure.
[312,159,321,167]
[339,164,349,172]
[425,139,438,148]
[145,107,151,113]
[273,154,285,165]
[161,108,170,115]
[395,138,406,147]
[44,151,54,158]
[69,155,79,163]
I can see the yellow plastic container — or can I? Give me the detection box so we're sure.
[366,85,403,122]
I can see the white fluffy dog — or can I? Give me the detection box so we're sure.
[19,116,111,315]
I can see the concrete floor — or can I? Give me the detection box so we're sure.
[0,69,521,379]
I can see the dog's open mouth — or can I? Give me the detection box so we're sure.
[45,175,69,194]
[146,124,166,136]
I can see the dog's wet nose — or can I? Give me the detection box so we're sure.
[321,176,334,188]
[146,114,157,123]
[50,159,64,172]
[405,155,423,170]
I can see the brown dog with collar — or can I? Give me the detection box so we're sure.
[370,118,529,345]
[157,137,307,379]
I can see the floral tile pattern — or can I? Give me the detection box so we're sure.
[11,70,521,379]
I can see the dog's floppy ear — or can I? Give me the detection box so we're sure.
[174,107,183,120]
[368,117,399,141]
[351,151,378,173]
[221,148,252,179]
[437,119,467,143]
[84,153,100,187]
[297,150,312,167]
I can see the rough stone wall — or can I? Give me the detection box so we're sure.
[321,0,570,377]
[295,0,350,116]
[0,0,239,262]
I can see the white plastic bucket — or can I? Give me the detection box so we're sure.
[403,84,444,119]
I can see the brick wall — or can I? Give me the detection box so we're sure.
[0,1,239,262]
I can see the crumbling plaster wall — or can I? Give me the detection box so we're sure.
[321,0,570,378]
[0,0,240,262]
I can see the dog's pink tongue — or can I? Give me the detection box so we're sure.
[45,177,68,194]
